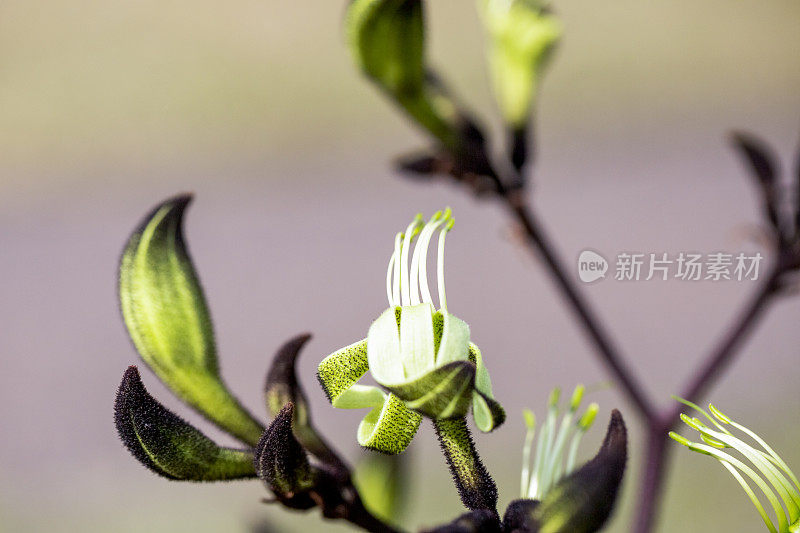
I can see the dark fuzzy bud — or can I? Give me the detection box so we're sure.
[396,152,443,177]
[534,410,627,533]
[114,366,257,481]
[730,132,782,233]
[254,403,317,509]
[503,499,540,533]
[264,334,348,477]
[795,138,800,233]
[423,509,502,533]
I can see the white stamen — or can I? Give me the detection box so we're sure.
[437,216,454,312]
[400,216,422,306]
[386,251,396,307]
[409,212,441,306]
[392,232,403,307]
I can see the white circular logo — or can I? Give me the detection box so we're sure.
[577,250,608,283]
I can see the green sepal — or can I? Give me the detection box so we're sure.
[114,366,257,481]
[254,403,317,508]
[385,361,475,420]
[468,343,505,433]
[265,333,348,476]
[119,194,263,446]
[478,0,562,129]
[534,410,627,533]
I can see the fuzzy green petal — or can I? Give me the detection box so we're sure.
[318,335,421,454]
[317,339,370,403]
[358,394,423,454]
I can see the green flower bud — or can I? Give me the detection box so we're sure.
[478,0,562,129]
[515,387,627,533]
[346,0,467,151]
[318,211,504,454]
[534,410,627,533]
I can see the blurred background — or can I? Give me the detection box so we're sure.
[1,0,799,531]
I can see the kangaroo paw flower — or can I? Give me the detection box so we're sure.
[670,397,800,533]
[507,386,627,533]
[317,211,504,454]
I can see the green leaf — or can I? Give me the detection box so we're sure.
[534,410,627,533]
[345,0,461,149]
[353,453,408,525]
[265,333,348,476]
[478,0,562,128]
[119,194,264,446]
[468,343,505,433]
[254,403,317,508]
[114,366,256,481]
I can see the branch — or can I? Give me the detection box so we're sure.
[501,188,658,421]
[667,261,783,423]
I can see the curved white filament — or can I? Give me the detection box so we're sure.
[392,232,403,307]
[399,216,422,307]
[437,217,454,312]
[386,251,396,307]
[386,210,453,310]
[410,211,443,305]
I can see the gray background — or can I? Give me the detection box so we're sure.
[1,1,799,531]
